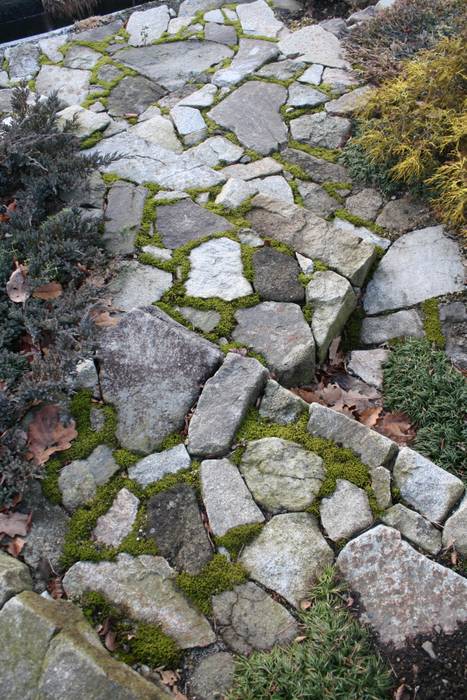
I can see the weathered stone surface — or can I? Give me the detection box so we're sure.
[237,0,283,37]
[281,147,349,183]
[443,495,467,556]
[221,157,282,180]
[188,353,268,457]
[208,81,287,155]
[39,36,67,62]
[331,217,391,251]
[370,466,392,511]
[92,488,139,548]
[375,196,431,234]
[253,247,304,302]
[58,445,119,512]
[131,115,183,152]
[178,83,218,108]
[393,448,464,524]
[109,261,172,311]
[0,592,169,700]
[116,41,233,91]
[63,45,101,70]
[347,349,389,389]
[5,43,39,80]
[259,378,307,424]
[97,307,222,453]
[308,403,397,467]
[440,301,467,370]
[320,479,373,541]
[322,67,358,94]
[298,181,340,217]
[108,75,166,116]
[188,136,244,167]
[188,652,235,700]
[258,58,306,81]
[298,63,324,84]
[200,459,265,537]
[212,38,279,87]
[287,83,329,107]
[364,226,464,315]
[127,5,170,45]
[205,22,238,44]
[216,178,256,209]
[0,552,32,607]
[129,444,191,486]
[170,105,207,145]
[247,195,376,286]
[240,438,325,512]
[290,111,351,149]
[278,25,349,68]
[167,16,195,33]
[176,306,221,332]
[337,525,467,647]
[240,513,334,607]
[319,17,348,37]
[361,309,425,345]
[146,485,212,574]
[97,62,123,83]
[157,199,232,248]
[63,554,215,648]
[186,237,253,300]
[213,581,298,655]
[306,270,357,362]
[57,105,110,138]
[73,18,123,42]
[325,85,373,115]
[36,65,91,106]
[232,302,316,386]
[382,504,442,555]
[251,174,293,203]
[103,181,146,255]
[346,188,383,221]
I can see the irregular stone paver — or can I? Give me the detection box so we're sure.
[278,25,349,68]
[205,22,238,45]
[346,188,383,221]
[237,0,283,38]
[58,445,119,512]
[0,552,32,607]
[212,38,279,87]
[189,652,235,700]
[170,105,207,145]
[337,525,467,647]
[0,592,168,700]
[188,353,268,457]
[320,479,373,541]
[57,105,111,138]
[97,307,222,452]
[200,458,265,537]
[240,513,334,608]
[440,300,467,370]
[306,270,357,362]
[251,175,293,203]
[36,65,91,106]
[176,306,221,332]
[298,63,324,84]
[308,403,397,468]
[208,81,287,155]
[63,554,215,648]
[213,581,299,655]
[347,349,389,389]
[361,309,425,345]
[216,178,256,209]
[331,217,391,251]
[116,41,233,91]
[247,195,376,286]
[107,75,166,116]
[232,301,316,386]
[127,5,170,45]
[325,86,373,116]
[297,181,340,218]
[186,237,253,300]
[222,157,282,180]
[370,466,392,511]
[92,488,140,548]
[375,196,431,234]
[443,495,467,556]
[177,84,218,108]
[103,181,147,255]
[290,112,351,149]
[129,444,192,487]
[157,199,232,248]
[146,485,212,574]
[393,448,464,524]
[109,261,172,311]
[240,438,325,512]
[281,147,350,183]
[287,83,329,108]
[63,45,101,70]
[39,35,67,62]
[258,58,306,80]
[259,378,307,424]
[253,247,304,303]
[364,226,464,315]
[382,504,442,555]
[5,43,39,80]
[130,115,183,152]
[322,66,358,93]
[188,136,244,167]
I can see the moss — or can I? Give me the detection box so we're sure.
[124,623,182,668]
[159,431,184,451]
[176,554,248,615]
[272,152,311,181]
[81,590,116,624]
[113,449,140,469]
[299,272,313,287]
[80,130,104,150]
[322,182,352,204]
[422,298,445,348]
[302,303,313,323]
[288,140,340,163]
[267,239,295,257]
[220,342,267,366]
[333,209,387,236]
[136,191,163,248]
[215,523,264,560]
[313,260,329,272]
[102,172,121,186]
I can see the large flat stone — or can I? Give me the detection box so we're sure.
[382,504,442,555]
[63,554,215,648]
[58,445,119,512]
[97,306,223,453]
[63,45,101,70]
[236,0,283,38]
[393,448,464,524]
[5,43,40,80]
[297,181,340,218]
[116,41,233,91]
[364,226,464,315]
[129,444,192,486]
[290,112,351,149]
[188,652,235,700]
[253,246,304,302]
[187,136,244,167]
[108,261,172,311]
[247,195,376,286]
[108,75,166,116]
[186,237,253,300]
[188,353,268,457]
[240,437,325,512]
[156,199,232,248]
[212,38,279,87]
[208,81,287,155]
[320,479,373,541]
[232,301,316,386]
[103,181,147,255]
[36,65,91,106]
[281,147,350,183]
[251,175,294,203]
[240,513,334,607]
[278,25,349,68]
[337,525,467,648]
[361,309,424,345]
[200,458,265,537]
[130,115,183,152]
[127,5,170,45]
[307,403,397,468]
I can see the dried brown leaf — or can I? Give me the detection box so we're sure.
[26,404,77,466]
[375,411,415,445]
[358,406,383,427]
[0,511,30,537]
[90,309,120,327]
[104,629,117,652]
[160,670,179,687]
[6,536,26,557]
[6,266,30,303]
[32,281,63,300]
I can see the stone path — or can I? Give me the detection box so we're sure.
[0,2,466,698]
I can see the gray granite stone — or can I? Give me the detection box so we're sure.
[216,178,257,209]
[439,301,467,370]
[0,553,32,608]
[250,175,293,203]
[287,83,329,107]
[157,199,232,248]
[92,488,140,548]
[103,181,147,255]
[320,479,373,541]
[290,111,351,149]
[347,349,389,389]
[170,105,207,145]
[188,136,244,167]
[442,495,467,556]
[177,84,218,108]
[58,445,119,512]
[130,115,183,152]
[298,181,340,217]
[186,237,253,300]
[205,22,238,44]
[331,217,391,251]
[325,85,373,116]
[176,306,221,332]
[221,157,283,180]
[5,43,39,80]
[297,63,324,84]
[126,5,170,46]
[259,378,307,424]
[212,38,279,87]
[382,504,442,555]
[370,466,392,511]
[321,67,357,94]
[280,147,350,183]
[39,36,67,62]
[57,105,111,139]
[278,25,349,68]
[36,65,91,107]
[129,445,191,486]
[108,75,166,117]
[188,652,235,700]
[361,309,425,345]
[375,197,431,234]
[257,58,305,81]
[253,246,304,302]
[236,0,283,38]
[63,45,101,70]
[346,188,383,221]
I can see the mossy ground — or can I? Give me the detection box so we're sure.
[176,554,248,615]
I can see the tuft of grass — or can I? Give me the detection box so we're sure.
[227,567,392,700]
[176,554,247,615]
[383,338,467,479]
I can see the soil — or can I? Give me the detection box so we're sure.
[299,0,353,20]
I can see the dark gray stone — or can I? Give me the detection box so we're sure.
[281,147,350,183]
[0,553,32,608]
[108,75,166,117]
[257,58,305,81]
[253,247,304,303]
[97,63,123,83]
[188,652,235,700]
[439,300,467,370]
[103,181,147,255]
[146,485,213,574]
[205,22,238,44]
[375,196,431,234]
[156,199,232,248]
[258,379,307,424]
[72,19,123,43]
[361,309,425,345]
[212,38,279,87]
[290,111,351,149]
[297,180,340,218]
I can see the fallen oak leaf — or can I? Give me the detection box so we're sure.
[90,309,120,327]
[6,536,26,557]
[375,411,415,445]
[358,406,383,428]
[0,511,30,537]
[171,688,188,700]
[26,404,77,466]
[32,281,63,300]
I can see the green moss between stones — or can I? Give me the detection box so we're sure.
[333,209,387,236]
[313,260,329,272]
[80,130,104,150]
[288,140,340,163]
[322,182,352,203]
[102,172,121,186]
[215,523,264,560]
[220,342,267,366]
[272,152,311,181]
[422,298,445,348]
[302,303,313,323]
[176,554,248,615]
